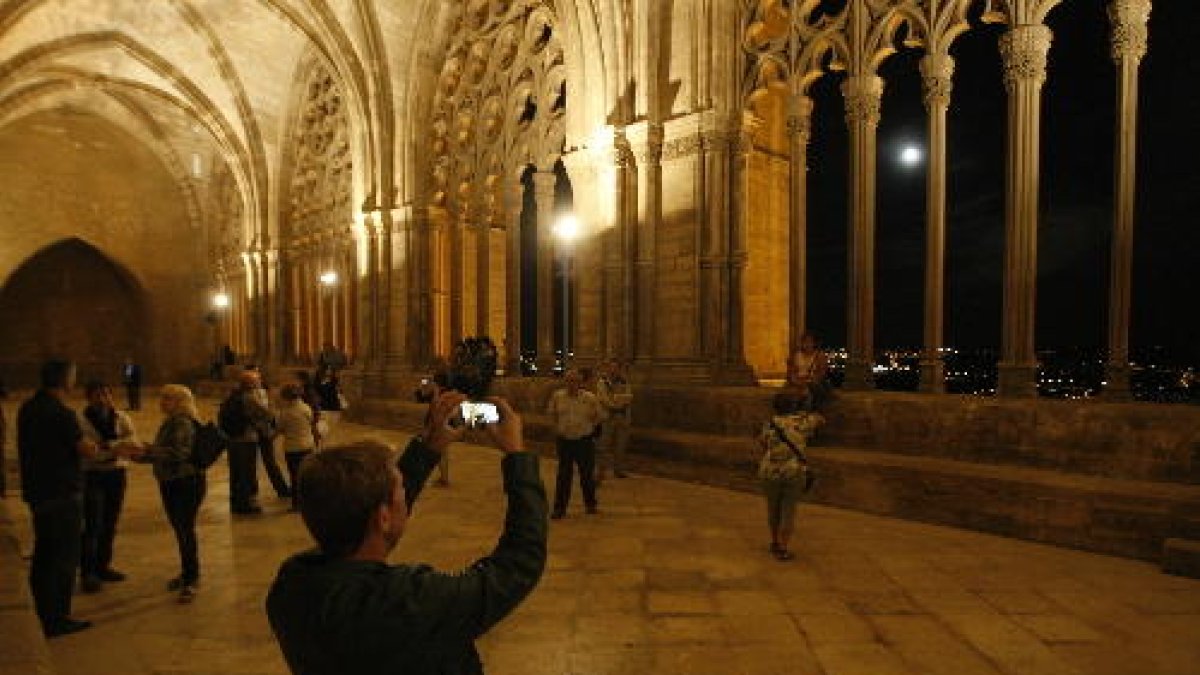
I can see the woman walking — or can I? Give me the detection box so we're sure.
[137,385,205,602]
[276,384,316,510]
[755,391,823,561]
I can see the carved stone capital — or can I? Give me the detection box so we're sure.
[661,134,704,161]
[841,75,883,129]
[1108,0,1150,64]
[999,25,1053,91]
[919,53,956,109]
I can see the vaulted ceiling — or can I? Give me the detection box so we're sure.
[0,0,437,248]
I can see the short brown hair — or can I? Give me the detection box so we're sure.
[297,442,397,558]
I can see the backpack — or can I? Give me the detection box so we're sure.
[191,419,229,470]
[218,393,250,437]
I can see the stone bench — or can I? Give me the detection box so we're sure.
[350,396,1200,569]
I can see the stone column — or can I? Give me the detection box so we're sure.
[606,138,633,358]
[532,171,558,372]
[476,214,491,340]
[361,219,380,367]
[919,54,954,393]
[448,206,466,346]
[701,125,730,364]
[1105,0,1150,401]
[286,256,301,361]
[722,125,755,383]
[997,25,1052,397]
[841,74,883,391]
[635,124,663,368]
[504,185,524,374]
[787,97,813,354]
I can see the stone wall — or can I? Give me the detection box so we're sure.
[351,380,1200,565]
[0,110,210,386]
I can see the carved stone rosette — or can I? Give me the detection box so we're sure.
[999,25,1053,91]
[1108,0,1151,64]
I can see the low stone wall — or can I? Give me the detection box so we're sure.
[350,383,1200,567]
[0,500,55,674]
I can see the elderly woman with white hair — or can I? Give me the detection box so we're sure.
[136,384,206,603]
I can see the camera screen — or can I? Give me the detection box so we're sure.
[459,401,500,427]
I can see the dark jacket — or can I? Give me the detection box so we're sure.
[266,439,548,675]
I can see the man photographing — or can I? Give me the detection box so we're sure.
[266,391,547,674]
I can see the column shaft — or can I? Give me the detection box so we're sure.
[635,125,663,367]
[998,25,1052,397]
[788,99,813,355]
[533,172,558,372]
[505,187,524,374]
[842,75,883,391]
[1105,0,1150,400]
[920,55,954,393]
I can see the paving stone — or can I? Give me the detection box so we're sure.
[2,405,1197,675]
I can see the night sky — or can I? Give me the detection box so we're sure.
[805,1,1200,364]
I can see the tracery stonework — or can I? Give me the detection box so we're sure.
[286,61,352,242]
[1109,0,1151,63]
[429,1,566,221]
[999,25,1053,90]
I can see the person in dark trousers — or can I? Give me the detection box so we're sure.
[219,370,274,514]
[121,358,142,411]
[267,392,547,675]
[134,385,206,603]
[546,369,605,519]
[78,382,136,592]
[17,359,99,637]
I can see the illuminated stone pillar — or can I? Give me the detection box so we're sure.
[476,216,491,341]
[842,74,883,391]
[635,124,663,369]
[787,97,813,355]
[919,54,954,393]
[1105,0,1150,401]
[997,25,1052,398]
[448,206,466,346]
[533,171,558,372]
[504,184,524,374]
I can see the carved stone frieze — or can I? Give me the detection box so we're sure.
[999,25,1053,91]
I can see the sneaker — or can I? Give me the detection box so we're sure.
[97,569,126,583]
[166,576,185,592]
[44,618,92,638]
[179,585,197,603]
[80,575,103,594]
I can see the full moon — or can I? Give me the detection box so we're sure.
[900,146,923,166]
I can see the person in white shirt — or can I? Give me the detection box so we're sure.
[277,384,317,511]
[546,369,605,519]
[78,381,137,592]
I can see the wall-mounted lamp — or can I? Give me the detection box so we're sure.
[212,292,231,309]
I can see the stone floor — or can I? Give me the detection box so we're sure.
[8,402,1200,675]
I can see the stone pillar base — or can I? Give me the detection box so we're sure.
[918,359,946,394]
[842,359,875,392]
[1103,363,1134,402]
[997,362,1039,398]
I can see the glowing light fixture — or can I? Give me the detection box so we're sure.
[319,270,339,286]
[553,214,580,243]
[212,292,230,309]
[900,145,924,166]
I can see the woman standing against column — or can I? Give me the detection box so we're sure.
[787,332,831,411]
